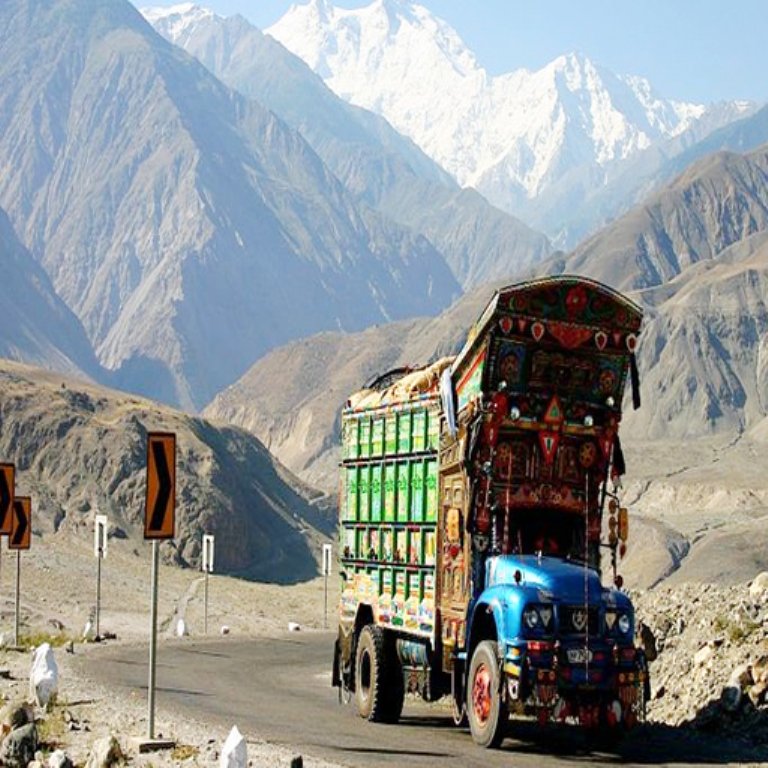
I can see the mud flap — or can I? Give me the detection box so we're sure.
[332,637,341,689]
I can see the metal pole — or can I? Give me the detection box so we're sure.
[148,540,159,739]
[204,570,209,636]
[324,570,328,630]
[96,551,102,639]
[14,550,20,647]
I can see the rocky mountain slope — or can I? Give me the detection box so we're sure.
[0,359,332,582]
[0,208,99,379]
[266,0,753,245]
[0,0,459,410]
[552,144,768,291]
[141,3,552,288]
[635,578,768,746]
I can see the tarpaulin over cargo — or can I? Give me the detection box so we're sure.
[347,357,455,412]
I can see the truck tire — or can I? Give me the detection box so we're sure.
[354,625,404,723]
[467,640,507,748]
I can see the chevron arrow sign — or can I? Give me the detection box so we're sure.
[144,433,176,540]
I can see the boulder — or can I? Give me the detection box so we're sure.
[48,749,74,768]
[1,700,34,732]
[748,681,768,707]
[749,572,768,599]
[694,644,714,667]
[638,621,658,661]
[0,723,38,768]
[721,683,741,712]
[752,655,768,684]
[220,725,246,768]
[85,736,124,768]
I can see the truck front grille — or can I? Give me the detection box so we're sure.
[560,606,600,636]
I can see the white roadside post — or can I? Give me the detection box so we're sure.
[94,514,108,639]
[202,534,214,635]
[322,543,333,629]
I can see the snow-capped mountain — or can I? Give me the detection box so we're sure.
[266,0,751,240]
[141,1,552,287]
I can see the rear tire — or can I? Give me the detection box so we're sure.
[467,640,507,748]
[354,625,404,723]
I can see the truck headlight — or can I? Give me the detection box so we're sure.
[617,614,631,634]
[523,604,553,631]
[523,607,540,629]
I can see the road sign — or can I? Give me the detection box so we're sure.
[0,463,15,536]
[9,496,31,550]
[202,534,214,573]
[94,514,108,558]
[322,543,333,576]
[144,433,176,540]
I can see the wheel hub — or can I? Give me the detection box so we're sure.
[472,663,492,724]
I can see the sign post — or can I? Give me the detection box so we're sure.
[144,433,176,741]
[9,496,31,646]
[0,464,15,595]
[202,534,214,635]
[322,543,332,629]
[94,514,108,639]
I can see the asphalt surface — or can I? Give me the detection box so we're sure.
[77,632,763,767]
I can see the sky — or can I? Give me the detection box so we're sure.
[176,0,767,105]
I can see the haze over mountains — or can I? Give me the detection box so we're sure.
[266,0,756,246]
[0,0,462,410]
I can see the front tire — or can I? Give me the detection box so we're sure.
[467,640,507,748]
[354,625,404,723]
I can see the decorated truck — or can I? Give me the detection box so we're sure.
[332,276,649,747]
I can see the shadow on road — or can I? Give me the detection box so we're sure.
[497,720,764,764]
[329,745,455,759]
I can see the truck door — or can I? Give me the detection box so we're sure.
[438,468,471,672]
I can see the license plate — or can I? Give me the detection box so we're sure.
[567,647,593,664]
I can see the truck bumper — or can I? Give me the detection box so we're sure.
[503,640,646,727]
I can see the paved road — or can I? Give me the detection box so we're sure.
[77,632,759,767]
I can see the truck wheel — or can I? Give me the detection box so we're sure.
[467,640,507,748]
[355,625,404,723]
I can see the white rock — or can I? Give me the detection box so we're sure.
[48,749,74,768]
[749,572,768,598]
[85,736,123,768]
[729,663,753,688]
[220,725,247,768]
[288,622,301,632]
[82,621,95,641]
[29,644,59,709]
[693,644,713,667]
[176,619,188,637]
